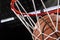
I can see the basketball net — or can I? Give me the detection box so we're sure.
[11,0,60,40]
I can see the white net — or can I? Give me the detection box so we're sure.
[11,0,60,40]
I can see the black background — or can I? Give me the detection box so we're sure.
[0,0,32,40]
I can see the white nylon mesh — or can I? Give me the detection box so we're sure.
[11,0,60,40]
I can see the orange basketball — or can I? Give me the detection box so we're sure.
[33,14,60,40]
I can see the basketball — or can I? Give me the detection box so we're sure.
[33,14,60,40]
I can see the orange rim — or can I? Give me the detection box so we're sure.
[11,0,60,16]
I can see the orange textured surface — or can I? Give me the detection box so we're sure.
[33,14,60,40]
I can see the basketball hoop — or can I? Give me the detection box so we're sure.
[11,0,60,40]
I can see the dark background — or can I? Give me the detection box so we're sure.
[0,0,32,40]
